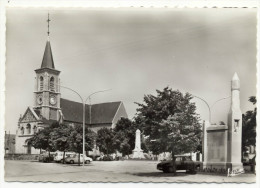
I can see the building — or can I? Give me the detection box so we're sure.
[15,19,128,154]
[5,132,16,154]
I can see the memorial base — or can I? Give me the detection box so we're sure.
[203,162,243,171]
[204,162,229,170]
[132,149,145,159]
[226,162,243,171]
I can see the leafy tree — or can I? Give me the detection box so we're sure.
[68,124,96,166]
[96,127,115,155]
[135,87,201,173]
[27,122,59,158]
[242,96,257,152]
[113,118,136,156]
[50,123,74,164]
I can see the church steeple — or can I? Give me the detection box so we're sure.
[34,13,61,121]
[41,13,55,69]
[41,40,55,69]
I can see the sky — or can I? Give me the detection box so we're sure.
[5,8,257,134]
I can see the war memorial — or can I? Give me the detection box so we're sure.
[202,73,244,174]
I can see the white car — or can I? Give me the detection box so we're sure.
[54,151,75,163]
[65,154,93,164]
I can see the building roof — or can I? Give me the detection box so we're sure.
[41,40,55,69]
[60,98,122,124]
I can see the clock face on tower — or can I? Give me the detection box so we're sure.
[49,96,57,105]
[37,95,43,105]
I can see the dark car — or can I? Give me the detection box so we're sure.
[96,155,114,161]
[157,155,202,173]
[38,153,55,163]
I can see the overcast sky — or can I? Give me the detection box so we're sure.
[5,8,257,134]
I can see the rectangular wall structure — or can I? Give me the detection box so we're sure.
[205,125,228,170]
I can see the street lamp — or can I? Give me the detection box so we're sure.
[58,84,111,166]
[192,95,211,123]
[83,89,111,166]
[192,95,231,123]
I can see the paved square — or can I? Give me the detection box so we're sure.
[5,160,255,183]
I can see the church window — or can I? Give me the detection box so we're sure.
[50,77,55,92]
[33,126,37,134]
[20,127,24,135]
[39,76,44,91]
[26,124,31,134]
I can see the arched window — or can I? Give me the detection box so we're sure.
[39,76,44,91]
[20,127,24,135]
[50,77,55,92]
[26,124,31,134]
[33,126,37,134]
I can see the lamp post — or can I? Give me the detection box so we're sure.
[59,85,111,166]
[192,95,231,123]
[58,85,85,164]
[83,89,111,166]
[192,95,211,123]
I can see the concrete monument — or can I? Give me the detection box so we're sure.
[227,72,243,170]
[203,73,243,171]
[132,129,145,159]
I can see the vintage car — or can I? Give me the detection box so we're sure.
[38,152,55,163]
[157,155,202,173]
[65,154,93,164]
[54,151,76,163]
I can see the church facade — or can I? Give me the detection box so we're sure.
[15,38,128,154]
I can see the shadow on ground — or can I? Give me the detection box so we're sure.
[132,172,189,177]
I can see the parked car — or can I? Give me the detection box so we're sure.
[38,152,55,163]
[65,154,93,164]
[157,155,202,173]
[54,151,75,163]
[96,155,113,161]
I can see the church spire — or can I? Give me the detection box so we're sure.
[41,13,55,69]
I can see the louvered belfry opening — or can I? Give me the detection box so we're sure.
[39,76,44,91]
[50,76,55,91]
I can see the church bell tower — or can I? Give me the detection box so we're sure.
[34,13,61,121]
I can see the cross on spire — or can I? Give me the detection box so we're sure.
[47,13,51,36]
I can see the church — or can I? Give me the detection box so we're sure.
[15,17,128,154]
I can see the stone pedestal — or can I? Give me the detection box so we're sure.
[132,129,145,159]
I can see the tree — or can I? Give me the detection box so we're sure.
[96,127,115,155]
[50,123,74,164]
[242,96,257,152]
[113,118,137,156]
[68,124,96,166]
[27,122,59,158]
[135,87,201,173]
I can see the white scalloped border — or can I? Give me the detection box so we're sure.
[0,1,259,188]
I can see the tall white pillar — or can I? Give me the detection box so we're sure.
[227,72,243,170]
[132,129,145,159]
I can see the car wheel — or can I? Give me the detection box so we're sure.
[86,160,90,164]
[60,159,64,163]
[70,160,74,164]
[168,167,174,173]
[162,169,168,173]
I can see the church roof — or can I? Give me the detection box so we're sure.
[60,98,122,124]
[41,40,55,69]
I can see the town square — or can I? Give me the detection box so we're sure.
[1,4,257,185]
